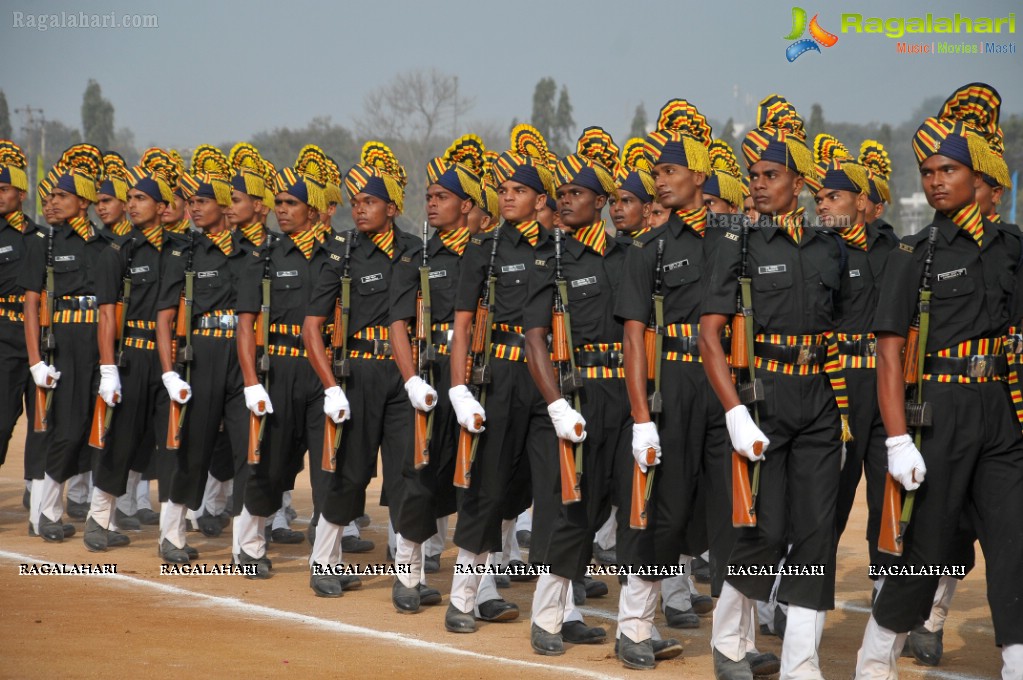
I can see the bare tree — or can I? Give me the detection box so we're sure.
[354,69,476,231]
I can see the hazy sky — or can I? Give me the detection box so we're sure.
[2,0,1020,149]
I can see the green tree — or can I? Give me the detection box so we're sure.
[719,117,737,150]
[628,103,648,139]
[0,90,11,140]
[552,85,575,154]
[530,77,557,144]
[81,79,114,149]
[806,103,826,142]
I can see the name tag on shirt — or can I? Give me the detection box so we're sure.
[361,273,383,284]
[501,263,525,273]
[55,255,75,262]
[937,268,966,281]
[429,269,447,279]
[849,269,861,278]
[276,270,299,278]
[197,270,218,279]
[0,245,12,254]
[758,264,787,275]
[130,266,150,275]
[663,259,689,271]
[570,276,597,288]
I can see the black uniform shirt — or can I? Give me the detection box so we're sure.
[235,231,332,325]
[873,210,1023,352]
[616,212,733,327]
[19,221,112,296]
[156,231,245,314]
[524,228,627,345]
[702,213,844,335]
[389,231,464,325]
[95,229,188,323]
[307,228,419,336]
[0,214,40,298]
[455,222,549,327]
[834,222,899,334]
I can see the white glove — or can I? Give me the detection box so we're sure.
[631,421,662,473]
[30,361,60,389]
[324,385,350,424]
[162,371,192,404]
[886,434,926,490]
[449,384,485,433]
[725,404,769,461]
[98,365,121,407]
[244,384,273,416]
[548,398,586,443]
[405,376,438,412]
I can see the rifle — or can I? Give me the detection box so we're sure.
[248,229,275,466]
[166,230,196,451]
[322,231,355,472]
[552,227,583,504]
[731,215,766,528]
[34,226,56,433]
[454,225,500,488]
[90,239,135,449]
[413,221,436,470]
[630,238,665,529]
[880,226,938,556]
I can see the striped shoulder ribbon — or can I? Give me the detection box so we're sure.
[141,224,163,251]
[68,216,94,241]
[438,227,471,256]
[3,211,26,232]
[291,228,317,260]
[772,207,805,244]
[947,202,983,247]
[572,220,607,255]
[207,229,233,256]
[369,227,395,258]
[239,223,265,248]
[841,223,868,251]
[164,219,191,235]
[676,206,708,237]
[111,219,132,237]
[516,220,540,247]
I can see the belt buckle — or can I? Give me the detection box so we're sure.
[610,350,624,368]
[218,314,235,330]
[795,345,814,366]
[865,337,877,357]
[967,355,989,378]
[373,339,392,356]
[1008,334,1023,355]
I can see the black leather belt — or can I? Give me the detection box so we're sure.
[124,326,156,342]
[923,354,1008,379]
[574,349,623,368]
[349,338,392,356]
[54,295,98,311]
[491,329,525,349]
[269,331,304,351]
[662,335,700,356]
[754,341,827,367]
[196,313,238,330]
[432,329,453,347]
[839,338,877,357]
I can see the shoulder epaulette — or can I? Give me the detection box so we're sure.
[330,252,341,261]
[470,236,485,246]
[35,230,46,239]
[899,243,914,253]
[401,255,412,263]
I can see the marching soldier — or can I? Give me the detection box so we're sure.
[85,149,181,551]
[302,141,418,596]
[96,153,133,237]
[858,141,898,242]
[21,144,111,542]
[700,95,848,679]
[155,145,248,563]
[386,135,487,612]
[609,139,655,242]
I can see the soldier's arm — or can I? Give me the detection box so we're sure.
[698,225,744,412]
[876,334,907,437]
[390,319,416,382]
[523,254,558,404]
[98,305,116,365]
[237,313,259,388]
[623,320,652,422]
[23,291,42,366]
[449,311,473,386]
[699,313,741,411]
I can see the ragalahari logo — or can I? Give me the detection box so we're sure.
[785,7,839,61]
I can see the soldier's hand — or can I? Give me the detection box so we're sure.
[98,365,122,407]
[162,371,192,404]
[404,376,437,412]
[631,421,661,472]
[30,361,61,389]
[449,384,485,433]
[324,385,350,424]
[886,434,926,490]
[548,398,586,443]
[244,384,273,416]
[725,405,769,461]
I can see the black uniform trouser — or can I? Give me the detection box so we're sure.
[44,321,99,483]
[242,353,324,518]
[725,371,842,611]
[393,355,457,544]
[320,357,409,528]
[167,333,246,510]
[0,320,30,468]
[834,369,894,574]
[453,358,555,558]
[873,380,1023,645]
[704,418,735,597]
[92,345,161,497]
[541,378,628,581]
[616,361,726,580]
[23,380,50,480]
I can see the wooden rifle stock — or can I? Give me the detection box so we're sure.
[166,390,187,450]
[629,448,657,529]
[902,324,920,385]
[88,395,116,449]
[878,472,904,556]
[730,313,749,369]
[322,416,338,473]
[454,415,483,488]
[559,423,583,505]
[33,385,48,432]
[644,327,657,379]
[414,406,431,471]
[115,301,124,340]
[731,441,763,527]
[470,301,488,355]
[551,311,569,362]
[247,404,265,466]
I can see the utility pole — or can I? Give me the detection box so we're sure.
[15,106,45,222]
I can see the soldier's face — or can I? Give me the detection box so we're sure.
[126,189,164,229]
[350,193,396,234]
[467,205,485,235]
[652,163,704,210]
[187,196,225,230]
[920,154,980,213]
[49,188,90,222]
[610,190,651,231]
[975,181,1003,217]
[425,184,470,230]
[814,189,864,228]
[95,194,126,226]
[274,192,312,234]
[703,194,736,215]
[556,184,605,230]
[748,161,803,215]
[743,196,760,224]
[0,183,25,214]
[162,194,187,224]
[42,194,60,225]
[498,180,543,223]
[226,190,259,227]
[647,201,670,229]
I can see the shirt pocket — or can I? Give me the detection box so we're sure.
[272,272,303,292]
[751,269,793,329]
[930,275,975,322]
[566,275,602,303]
[356,274,388,296]
[129,265,157,288]
[53,256,81,274]
[0,241,22,264]
[427,270,452,291]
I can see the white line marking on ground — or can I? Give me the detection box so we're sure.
[0,548,621,680]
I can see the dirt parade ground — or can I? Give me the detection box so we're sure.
[0,417,1003,679]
